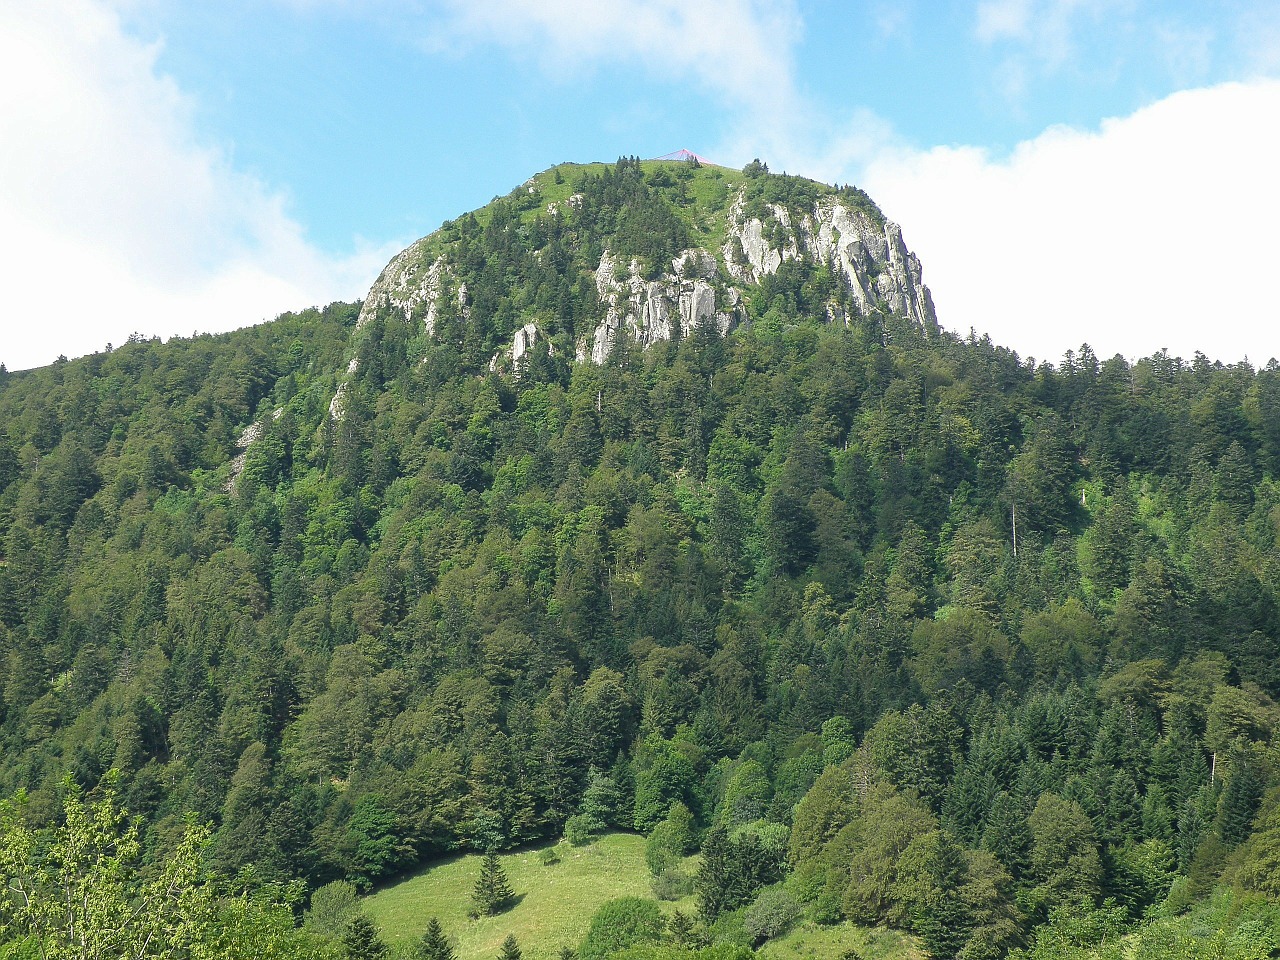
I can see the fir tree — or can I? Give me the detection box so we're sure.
[667,909,696,947]
[1218,751,1264,846]
[498,934,522,960]
[471,851,514,916]
[416,917,456,960]
[343,914,390,960]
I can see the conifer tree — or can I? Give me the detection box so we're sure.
[343,914,390,960]
[498,934,522,960]
[471,851,514,916]
[416,917,456,960]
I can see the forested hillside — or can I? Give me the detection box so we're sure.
[4,157,1280,958]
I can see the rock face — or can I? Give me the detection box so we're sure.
[340,170,939,420]
[581,249,739,363]
[723,193,937,333]
[357,244,449,335]
[490,322,552,374]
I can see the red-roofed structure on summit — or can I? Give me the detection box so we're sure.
[650,148,716,165]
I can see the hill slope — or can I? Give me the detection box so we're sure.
[2,157,1280,957]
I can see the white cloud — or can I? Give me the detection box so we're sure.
[0,0,394,371]
[975,0,1033,42]
[425,0,803,120]
[859,80,1280,365]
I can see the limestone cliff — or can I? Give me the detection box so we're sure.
[581,249,739,364]
[333,160,940,418]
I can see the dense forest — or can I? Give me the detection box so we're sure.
[4,157,1280,958]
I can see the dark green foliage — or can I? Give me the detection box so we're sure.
[346,793,418,888]
[416,917,456,960]
[4,162,1280,958]
[1217,750,1264,846]
[343,914,390,960]
[471,852,515,916]
[695,826,784,920]
[498,934,522,960]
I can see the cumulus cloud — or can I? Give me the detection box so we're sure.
[0,0,394,371]
[859,81,1280,365]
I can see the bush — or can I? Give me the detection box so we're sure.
[579,897,665,960]
[742,886,800,944]
[706,908,751,949]
[304,879,360,936]
[565,814,602,846]
[539,845,562,866]
[651,866,694,901]
[646,802,695,875]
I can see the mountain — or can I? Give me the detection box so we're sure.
[3,156,1280,959]
[354,158,935,373]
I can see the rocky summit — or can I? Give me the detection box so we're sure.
[349,157,936,393]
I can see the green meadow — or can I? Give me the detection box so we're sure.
[364,833,671,960]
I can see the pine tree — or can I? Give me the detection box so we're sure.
[416,917,455,960]
[667,909,700,948]
[1218,751,1263,846]
[471,851,514,916]
[694,826,734,919]
[498,934,522,960]
[343,914,390,960]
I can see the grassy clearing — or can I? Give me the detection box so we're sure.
[759,921,922,960]
[364,833,662,960]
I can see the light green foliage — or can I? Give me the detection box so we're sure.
[0,785,334,959]
[646,802,695,876]
[717,761,772,827]
[788,766,857,866]
[633,739,700,834]
[364,834,654,960]
[1026,794,1102,916]
[836,785,938,926]
[578,898,665,960]
[0,785,213,956]
[306,880,361,936]
[741,886,800,944]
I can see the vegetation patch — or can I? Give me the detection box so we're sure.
[364,834,663,960]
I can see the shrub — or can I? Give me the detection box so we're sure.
[651,866,694,901]
[539,845,563,866]
[565,814,602,846]
[578,897,665,960]
[742,886,800,944]
[304,879,360,936]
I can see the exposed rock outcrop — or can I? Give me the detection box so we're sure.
[580,250,740,363]
[225,408,283,491]
[357,246,449,335]
[330,166,942,425]
[723,191,937,332]
[490,322,553,374]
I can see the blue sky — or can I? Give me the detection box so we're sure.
[3,0,1280,369]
